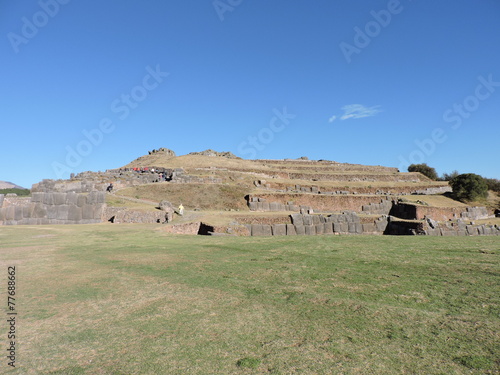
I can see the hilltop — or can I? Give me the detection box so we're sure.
[0,181,25,190]
[1,148,498,235]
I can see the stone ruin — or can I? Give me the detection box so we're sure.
[148,147,176,157]
[1,148,498,236]
[0,180,105,225]
[188,149,240,158]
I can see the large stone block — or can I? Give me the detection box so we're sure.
[355,223,363,234]
[22,205,33,218]
[53,193,66,205]
[57,205,70,221]
[286,224,296,235]
[46,205,58,219]
[0,194,4,208]
[272,224,287,236]
[294,225,305,235]
[302,215,313,226]
[291,214,303,225]
[13,206,22,221]
[312,215,320,225]
[334,222,348,233]
[77,194,87,207]
[32,203,47,218]
[30,192,43,203]
[262,225,272,236]
[42,193,54,205]
[348,222,357,233]
[251,224,272,236]
[324,222,333,234]
[466,225,477,236]
[289,205,299,212]
[315,223,324,234]
[248,202,258,211]
[68,206,83,221]
[362,223,376,233]
[375,219,388,232]
[86,192,98,204]
[65,192,78,205]
[82,205,95,220]
[329,214,340,223]
[304,225,315,235]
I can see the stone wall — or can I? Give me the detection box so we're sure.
[286,172,426,183]
[247,194,393,213]
[387,218,500,236]
[361,199,394,215]
[391,203,490,221]
[32,179,106,193]
[257,159,399,173]
[411,186,452,195]
[74,168,222,187]
[265,182,450,196]
[244,212,388,236]
[0,191,105,225]
[426,222,500,236]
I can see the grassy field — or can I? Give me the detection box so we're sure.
[0,225,499,374]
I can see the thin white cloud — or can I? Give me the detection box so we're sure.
[340,104,382,120]
[328,115,337,123]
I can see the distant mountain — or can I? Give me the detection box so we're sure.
[0,181,26,190]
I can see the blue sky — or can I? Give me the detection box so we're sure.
[1,0,499,188]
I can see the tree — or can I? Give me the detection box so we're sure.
[407,163,438,180]
[450,173,488,202]
[441,170,460,181]
[484,177,500,193]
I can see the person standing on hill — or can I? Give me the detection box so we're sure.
[178,203,184,216]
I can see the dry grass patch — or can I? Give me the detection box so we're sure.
[118,183,250,211]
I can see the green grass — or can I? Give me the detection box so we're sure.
[0,224,499,374]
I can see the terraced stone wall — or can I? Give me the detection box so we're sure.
[0,191,105,225]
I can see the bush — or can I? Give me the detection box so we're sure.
[407,164,438,180]
[441,170,460,181]
[450,173,488,202]
[484,178,500,193]
[0,188,30,196]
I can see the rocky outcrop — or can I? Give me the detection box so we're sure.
[188,149,240,159]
